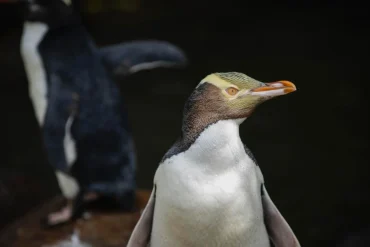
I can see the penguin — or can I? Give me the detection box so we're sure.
[15,0,187,227]
[127,72,301,247]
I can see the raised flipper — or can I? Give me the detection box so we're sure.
[99,40,187,77]
[261,184,301,247]
[127,187,156,247]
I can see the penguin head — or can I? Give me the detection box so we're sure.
[183,72,296,126]
[20,0,76,28]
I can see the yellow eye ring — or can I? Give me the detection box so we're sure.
[226,87,239,96]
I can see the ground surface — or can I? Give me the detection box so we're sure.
[0,190,150,247]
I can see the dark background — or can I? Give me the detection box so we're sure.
[1,0,369,246]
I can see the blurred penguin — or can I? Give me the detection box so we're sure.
[14,0,187,227]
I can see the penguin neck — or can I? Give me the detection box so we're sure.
[161,117,246,162]
[181,107,246,146]
[181,117,246,152]
[184,119,246,163]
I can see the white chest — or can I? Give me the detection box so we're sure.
[20,22,49,126]
[152,120,269,247]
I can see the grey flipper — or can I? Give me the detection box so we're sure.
[99,40,187,77]
[127,187,156,247]
[42,74,78,174]
[261,185,301,247]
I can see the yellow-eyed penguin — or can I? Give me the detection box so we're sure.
[127,72,301,247]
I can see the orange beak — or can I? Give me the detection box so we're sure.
[250,80,296,97]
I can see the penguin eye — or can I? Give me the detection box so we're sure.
[225,87,239,96]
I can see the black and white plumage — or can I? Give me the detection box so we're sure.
[127,72,300,247]
[18,0,187,226]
